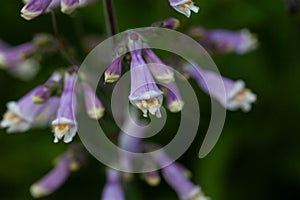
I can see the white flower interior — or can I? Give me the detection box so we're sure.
[88,106,105,119]
[168,100,184,113]
[173,1,199,18]
[227,81,257,112]
[0,102,31,133]
[130,91,163,118]
[52,117,77,143]
[20,7,41,21]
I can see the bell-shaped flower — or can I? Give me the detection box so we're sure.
[82,82,105,119]
[32,72,63,104]
[184,64,257,112]
[143,48,175,84]
[128,50,163,118]
[104,57,122,84]
[151,18,180,30]
[0,42,39,80]
[20,0,53,20]
[51,71,77,143]
[203,28,258,54]
[168,0,199,18]
[165,81,184,113]
[30,144,84,198]
[0,87,59,133]
[101,169,125,200]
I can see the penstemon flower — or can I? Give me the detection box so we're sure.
[143,48,175,84]
[189,27,258,54]
[30,144,85,198]
[0,42,40,80]
[152,149,209,200]
[165,81,184,113]
[161,164,209,200]
[32,72,63,104]
[168,0,199,18]
[184,64,257,112]
[51,69,78,143]
[21,0,96,20]
[151,18,180,30]
[101,169,125,200]
[104,57,123,84]
[128,49,163,118]
[0,87,59,133]
[21,0,53,20]
[82,82,105,119]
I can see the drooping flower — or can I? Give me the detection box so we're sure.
[165,81,184,113]
[143,48,175,84]
[21,0,96,20]
[153,150,209,200]
[82,82,105,119]
[161,163,209,200]
[32,72,63,104]
[61,0,79,14]
[0,42,40,80]
[51,70,77,143]
[101,169,125,200]
[0,87,59,133]
[30,144,84,198]
[20,0,53,20]
[104,57,122,84]
[202,28,258,54]
[151,18,180,30]
[168,0,199,18]
[128,49,163,118]
[184,64,257,112]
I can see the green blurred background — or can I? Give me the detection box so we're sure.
[0,0,300,199]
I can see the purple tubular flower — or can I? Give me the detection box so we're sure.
[32,72,62,104]
[21,0,53,20]
[154,151,209,200]
[0,43,36,67]
[165,81,184,113]
[0,42,39,80]
[0,86,46,133]
[61,0,79,14]
[143,48,175,84]
[118,116,146,174]
[104,57,122,84]
[33,97,60,128]
[203,29,258,54]
[101,169,125,200]
[129,49,163,118]
[151,18,180,30]
[168,0,199,18]
[30,155,71,198]
[51,72,77,143]
[161,164,209,200]
[82,82,105,119]
[184,64,257,112]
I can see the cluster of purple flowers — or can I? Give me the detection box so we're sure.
[21,0,96,20]
[0,1,259,199]
[1,67,104,143]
